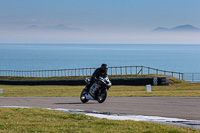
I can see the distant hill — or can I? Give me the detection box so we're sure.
[152,25,200,32]
[26,25,39,30]
[44,24,81,31]
[25,24,82,31]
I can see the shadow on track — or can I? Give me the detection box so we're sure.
[54,102,97,104]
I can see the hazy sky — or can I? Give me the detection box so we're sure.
[0,0,200,44]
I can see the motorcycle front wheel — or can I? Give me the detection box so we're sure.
[80,88,89,103]
[97,89,107,103]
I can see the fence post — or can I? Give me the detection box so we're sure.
[111,67,113,75]
[136,66,137,75]
[192,73,194,82]
[125,66,127,75]
[182,73,184,80]
[164,71,166,75]
[172,72,173,77]
[179,72,180,79]
[130,66,132,74]
[61,70,63,77]
[141,66,143,74]
[148,67,150,74]
[82,69,84,76]
[116,67,117,75]
[121,67,122,75]
[156,69,158,74]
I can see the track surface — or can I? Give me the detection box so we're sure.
[0,97,200,120]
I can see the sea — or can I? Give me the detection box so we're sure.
[0,44,200,73]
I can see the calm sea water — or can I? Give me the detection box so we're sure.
[0,44,200,73]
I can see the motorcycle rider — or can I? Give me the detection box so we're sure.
[86,64,108,96]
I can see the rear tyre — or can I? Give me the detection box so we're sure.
[80,88,89,103]
[97,89,107,103]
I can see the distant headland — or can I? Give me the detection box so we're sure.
[152,24,200,32]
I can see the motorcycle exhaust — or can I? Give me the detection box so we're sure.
[85,93,94,100]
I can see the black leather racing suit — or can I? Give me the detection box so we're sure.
[86,67,108,91]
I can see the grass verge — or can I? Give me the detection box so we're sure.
[0,108,199,133]
[0,75,200,97]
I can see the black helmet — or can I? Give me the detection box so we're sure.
[101,64,108,72]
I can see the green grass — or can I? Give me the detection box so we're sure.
[0,75,200,97]
[0,108,199,133]
[0,78,200,97]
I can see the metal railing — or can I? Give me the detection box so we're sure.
[0,66,184,80]
[182,73,200,82]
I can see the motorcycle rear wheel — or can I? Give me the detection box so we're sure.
[97,89,107,103]
[80,88,89,103]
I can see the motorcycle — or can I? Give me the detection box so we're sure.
[80,76,112,103]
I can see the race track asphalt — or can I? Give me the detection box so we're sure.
[0,97,199,120]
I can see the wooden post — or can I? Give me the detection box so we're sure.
[172,72,173,77]
[136,66,138,75]
[75,69,77,76]
[125,66,127,75]
[141,66,143,74]
[64,70,66,76]
[111,67,112,75]
[192,73,194,82]
[79,69,80,76]
[164,71,166,75]
[182,73,184,80]
[39,71,40,77]
[121,67,122,75]
[130,66,132,74]
[148,67,150,74]
[156,69,158,74]
[179,72,180,79]
[116,67,117,75]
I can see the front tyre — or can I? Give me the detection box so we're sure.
[97,89,107,103]
[80,88,89,103]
